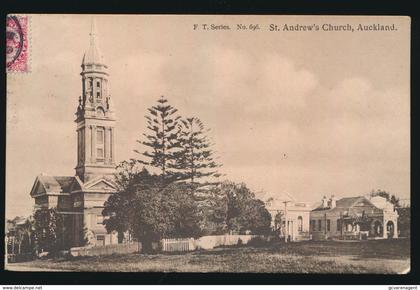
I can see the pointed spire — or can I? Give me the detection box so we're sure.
[82,17,105,66]
[89,17,97,46]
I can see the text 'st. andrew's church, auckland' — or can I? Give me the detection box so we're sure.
[29,20,119,247]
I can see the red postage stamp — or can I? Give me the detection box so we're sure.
[6,15,30,73]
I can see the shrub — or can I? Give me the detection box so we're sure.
[247,236,269,248]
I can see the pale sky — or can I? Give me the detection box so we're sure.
[6,15,410,218]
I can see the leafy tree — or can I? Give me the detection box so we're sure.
[6,217,35,256]
[135,96,181,180]
[396,207,410,237]
[33,208,69,255]
[200,181,271,235]
[104,162,201,252]
[369,189,401,207]
[242,199,272,235]
[174,117,221,183]
[128,180,201,252]
[103,160,154,243]
[18,218,34,255]
[274,211,283,232]
[195,185,228,235]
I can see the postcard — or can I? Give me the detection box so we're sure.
[5,14,410,273]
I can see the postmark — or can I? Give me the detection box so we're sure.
[6,15,30,73]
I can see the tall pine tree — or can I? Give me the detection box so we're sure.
[135,96,181,180]
[175,117,221,183]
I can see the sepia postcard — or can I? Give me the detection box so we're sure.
[5,14,410,274]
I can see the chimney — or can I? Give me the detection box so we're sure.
[330,195,337,209]
[322,196,328,208]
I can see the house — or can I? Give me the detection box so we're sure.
[265,194,312,241]
[310,195,399,240]
[29,20,119,248]
[6,216,32,262]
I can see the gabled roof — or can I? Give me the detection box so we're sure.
[68,175,84,192]
[82,176,117,191]
[30,174,117,197]
[337,196,364,208]
[30,174,75,197]
[312,196,377,212]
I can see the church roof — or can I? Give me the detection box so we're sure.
[30,174,118,197]
[37,175,75,195]
[82,18,105,66]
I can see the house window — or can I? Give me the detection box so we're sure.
[97,81,101,88]
[96,128,105,159]
[96,215,104,224]
[337,219,342,232]
[96,91,101,100]
[327,219,331,231]
[317,220,322,231]
[298,216,303,232]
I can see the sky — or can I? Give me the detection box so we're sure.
[6,15,410,218]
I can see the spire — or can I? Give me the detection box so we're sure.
[89,17,97,46]
[82,17,105,66]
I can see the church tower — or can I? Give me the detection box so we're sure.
[75,19,116,182]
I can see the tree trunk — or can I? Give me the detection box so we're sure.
[141,236,153,253]
[118,231,124,243]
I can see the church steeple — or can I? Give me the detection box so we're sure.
[82,18,105,67]
[90,17,97,44]
[75,18,116,182]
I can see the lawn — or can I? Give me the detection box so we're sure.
[6,238,410,273]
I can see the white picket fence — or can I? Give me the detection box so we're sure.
[161,235,259,252]
[161,238,195,252]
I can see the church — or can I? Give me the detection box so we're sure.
[29,20,119,247]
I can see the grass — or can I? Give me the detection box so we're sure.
[6,238,410,273]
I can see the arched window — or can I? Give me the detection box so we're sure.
[297,216,303,232]
[95,79,102,100]
[96,107,105,117]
